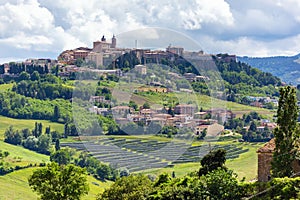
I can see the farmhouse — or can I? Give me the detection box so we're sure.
[257,139,300,182]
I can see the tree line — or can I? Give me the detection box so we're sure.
[4,123,61,155]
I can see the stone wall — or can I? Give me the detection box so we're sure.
[257,152,273,182]
[258,153,300,181]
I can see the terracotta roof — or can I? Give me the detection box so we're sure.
[257,138,275,153]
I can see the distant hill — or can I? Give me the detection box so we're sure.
[238,54,300,86]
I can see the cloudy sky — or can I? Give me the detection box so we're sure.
[1,0,300,63]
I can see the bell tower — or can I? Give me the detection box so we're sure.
[111,35,116,48]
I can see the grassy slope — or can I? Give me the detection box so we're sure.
[0,115,64,140]
[0,141,49,167]
[226,143,263,181]
[0,167,112,200]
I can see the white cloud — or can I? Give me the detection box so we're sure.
[0,0,300,62]
[198,34,300,57]
[180,0,234,30]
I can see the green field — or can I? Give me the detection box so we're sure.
[0,167,112,200]
[0,141,49,167]
[226,142,263,181]
[0,115,64,140]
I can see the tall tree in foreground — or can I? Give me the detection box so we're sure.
[272,86,299,178]
[28,162,89,200]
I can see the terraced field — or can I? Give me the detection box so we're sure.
[61,137,249,173]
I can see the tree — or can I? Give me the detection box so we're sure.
[55,139,60,151]
[199,149,227,176]
[50,149,71,165]
[18,71,30,81]
[53,105,60,122]
[249,121,257,132]
[119,168,130,177]
[203,169,242,200]
[4,126,22,145]
[129,100,138,111]
[64,123,69,138]
[96,164,112,180]
[28,162,89,200]
[45,126,51,135]
[21,128,31,139]
[31,71,40,81]
[97,174,152,200]
[149,169,243,200]
[37,134,51,154]
[272,86,299,178]
[23,136,38,151]
[142,102,150,109]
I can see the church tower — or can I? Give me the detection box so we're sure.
[111,35,116,48]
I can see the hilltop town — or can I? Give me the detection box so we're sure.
[0,35,281,142]
[1,34,300,200]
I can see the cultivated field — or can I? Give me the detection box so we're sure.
[61,136,262,180]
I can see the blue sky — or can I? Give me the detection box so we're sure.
[1,0,300,63]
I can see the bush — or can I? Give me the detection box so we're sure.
[270,177,300,199]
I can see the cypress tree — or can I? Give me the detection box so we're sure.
[272,86,299,177]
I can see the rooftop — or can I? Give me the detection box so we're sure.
[257,138,275,153]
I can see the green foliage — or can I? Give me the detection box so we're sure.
[149,169,243,200]
[13,78,73,100]
[2,62,48,75]
[269,177,300,199]
[0,91,71,122]
[0,150,12,175]
[55,139,60,151]
[50,149,72,165]
[213,56,281,102]
[203,169,242,200]
[224,111,273,142]
[272,86,299,177]
[4,124,54,155]
[97,174,152,200]
[18,71,30,81]
[143,102,150,109]
[28,162,89,200]
[153,173,171,187]
[4,126,22,145]
[129,100,138,111]
[119,168,130,177]
[159,126,178,137]
[238,55,300,85]
[75,152,118,181]
[0,150,9,159]
[199,149,227,176]
[52,105,60,122]
[30,71,40,81]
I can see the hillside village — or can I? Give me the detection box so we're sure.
[0,35,281,140]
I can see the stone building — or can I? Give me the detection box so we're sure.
[257,138,300,182]
[174,104,196,116]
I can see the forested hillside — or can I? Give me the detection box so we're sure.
[238,54,300,85]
